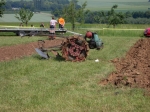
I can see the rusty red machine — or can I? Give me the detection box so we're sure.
[34,30,104,62]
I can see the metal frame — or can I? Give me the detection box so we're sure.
[0,27,67,36]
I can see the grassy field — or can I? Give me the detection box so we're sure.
[0,13,52,23]
[79,0,150,11]
[0,24,150,111]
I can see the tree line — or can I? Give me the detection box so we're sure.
[5,0,72,12]
[1,0,150,29]
[83,10,150,24]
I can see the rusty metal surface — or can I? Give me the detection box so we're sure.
[61,35,89,62]
[37,35,89,62]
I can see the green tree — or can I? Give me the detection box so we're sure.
[77,1,87,24]
[144,11,150,18]
[107,5,125,28]
[62,0,87,30]
[15,8,34,26]
[0,0,5,17]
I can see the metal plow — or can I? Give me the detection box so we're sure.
[35,35,90,62]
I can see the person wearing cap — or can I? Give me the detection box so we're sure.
[84,31,103,50]
[84,31,94,40]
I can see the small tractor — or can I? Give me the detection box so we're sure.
[31,30,103,62]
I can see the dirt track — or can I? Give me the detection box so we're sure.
[0,38,150,94]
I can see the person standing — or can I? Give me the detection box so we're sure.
[49,17,57,39]
[58,17,65,30]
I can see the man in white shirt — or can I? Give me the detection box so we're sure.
[49,17,57,40]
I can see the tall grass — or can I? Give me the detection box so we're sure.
[68,24,148,37]
[0,24,150,111]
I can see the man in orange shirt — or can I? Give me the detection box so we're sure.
[58,17,65,30]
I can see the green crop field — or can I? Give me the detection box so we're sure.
[79,0,150,11]
[0,13,52,23]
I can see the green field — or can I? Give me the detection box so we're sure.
[79,0,150,11]
[0,13,52,23]
[0,23,150,112]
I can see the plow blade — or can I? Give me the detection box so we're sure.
[35,48,50,59]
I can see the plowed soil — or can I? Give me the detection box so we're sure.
[100,38,150,94]
[0,39,63,62]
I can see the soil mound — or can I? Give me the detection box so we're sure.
[100,38,150,93]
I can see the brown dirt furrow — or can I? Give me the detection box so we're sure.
[100,38,150,93]
[0,39,63,62]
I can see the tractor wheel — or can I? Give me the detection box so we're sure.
[61,35,89,62]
